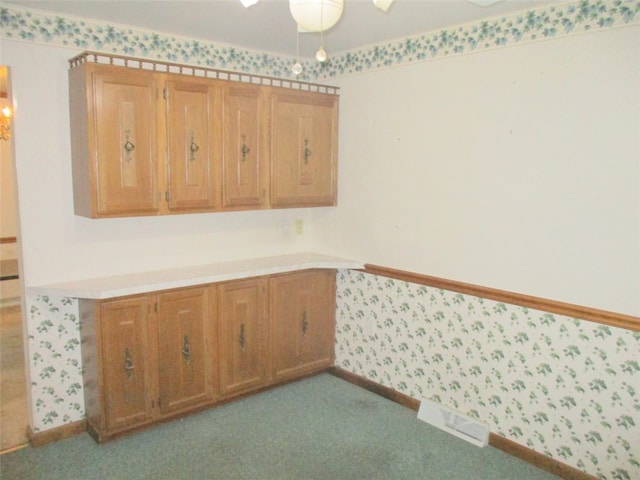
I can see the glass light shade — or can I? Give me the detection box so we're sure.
[372,0,393,12]
[291,62,303,76]
[289,0,344,33]
[315,47,328,62]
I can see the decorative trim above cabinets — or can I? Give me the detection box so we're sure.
[2,2,638,80]
[68,52,339,218]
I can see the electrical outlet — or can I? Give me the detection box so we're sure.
[294,219,304,235]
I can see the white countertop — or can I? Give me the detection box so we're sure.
[26,252,364,300]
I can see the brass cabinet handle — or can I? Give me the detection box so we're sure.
[303,139,311,164]
[239,323,246,351]
[123,129,135,162]
[302,311,309,335]
[189,131,199,161]
[241,135,250,162]
[190,142,199,160]
[124,347,134,379]
[181,335,191,363]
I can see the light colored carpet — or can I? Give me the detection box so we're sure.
[0,374,559,479]
[0,304,29,453]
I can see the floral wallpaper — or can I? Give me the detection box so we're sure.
[0,0,638,81]
[24,267,639,480]
[335,270,640,480]
[322,0,640,78]
[24,295,84,432]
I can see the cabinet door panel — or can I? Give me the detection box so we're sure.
[271,270,336,381]
[222,86,266,208]
[93,69,158,215]
[166,80,220,210]
[157,287,212,415]
[218,278,268,396]
[271,91,337,207]
[100,296,154,432]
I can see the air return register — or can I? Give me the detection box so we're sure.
[417,398,489,447]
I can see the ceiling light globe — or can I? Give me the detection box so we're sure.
[291,62,304,76]
[289,0,344,33]
[315,47,328,63]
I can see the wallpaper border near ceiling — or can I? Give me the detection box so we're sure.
[0,0,638,80]
[320,0,640,78]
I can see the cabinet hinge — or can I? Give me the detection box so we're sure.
[154,302,158,313]
[163,88,167,100]
[165,191,170,203]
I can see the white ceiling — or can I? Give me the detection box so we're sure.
[3,0,562,59]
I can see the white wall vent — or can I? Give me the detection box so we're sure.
[417,398,489,447]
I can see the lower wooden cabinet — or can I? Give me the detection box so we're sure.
[79,270,335,442]
[218,277,269,397]
[270,270,335,381]
[156,287,215,417]
[80,285,214,442]
[94,296,155,434]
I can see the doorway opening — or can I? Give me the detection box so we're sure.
[0,64,29,453]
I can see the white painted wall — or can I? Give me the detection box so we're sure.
[313,27,640,317]
[0,41,313,287]
[1,27,638,317]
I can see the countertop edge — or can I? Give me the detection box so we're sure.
[25,253,364,299]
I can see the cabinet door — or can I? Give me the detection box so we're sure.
[218,277,268,396]
[156,287,213,416]
[221,85,267,209]
[100,296,154,433]
[166,79,221,211]
[270,270,336,381]
[92,68,159,215]
[270,90,338,207]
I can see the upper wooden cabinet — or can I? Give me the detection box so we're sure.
[270,88,338,207]
[165,78,221,211]
[221,85,268,209]
[68,55,339,218]
[70,64,160,217]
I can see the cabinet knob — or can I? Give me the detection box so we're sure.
[241,135,250,162]
[189,131,199,161]
[123,128,135,160]
[303,139,311,164]
[302,311,309,335]
[181,335,192,363]
[190,141,200,161]
[239,323,246,351]
[124,347,135,379]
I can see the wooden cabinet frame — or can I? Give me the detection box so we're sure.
[270,270,336,381]
[270,88,338,207]
[79,270,336,442]
[69,56,338,218]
